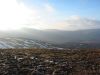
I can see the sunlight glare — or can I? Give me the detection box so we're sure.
[0,0,34,30]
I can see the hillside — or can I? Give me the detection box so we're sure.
[0,37,57,49]
[1,28,100,44]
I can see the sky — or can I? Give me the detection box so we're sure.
[0,0,100,30]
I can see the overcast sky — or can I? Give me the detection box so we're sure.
[0,0,100,30]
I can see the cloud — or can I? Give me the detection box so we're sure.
[44,4,55,13]
[0,0,38,30]
[0,0,56,30]
[0,0,99,31]
[51,16,100,30]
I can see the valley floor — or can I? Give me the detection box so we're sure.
[0,48,100,75]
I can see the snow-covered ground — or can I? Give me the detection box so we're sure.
[0,37,61,49]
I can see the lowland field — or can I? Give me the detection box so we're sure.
[0,48,100,75]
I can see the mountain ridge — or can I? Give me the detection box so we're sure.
[0,28,100,44]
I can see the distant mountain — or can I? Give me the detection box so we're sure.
[0,28,100,44]
[0,28,100,48]
[21,28,100,44]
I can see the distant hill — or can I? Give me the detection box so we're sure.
[0,37,57,49]
[0,28,100,48]
[20,28,100,44]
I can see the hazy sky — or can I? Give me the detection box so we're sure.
[0,0,100,30]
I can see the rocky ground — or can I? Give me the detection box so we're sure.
[0,48,100,75]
